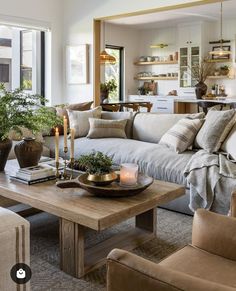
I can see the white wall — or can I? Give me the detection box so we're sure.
[0,0,64,104]
[62,0,210,103]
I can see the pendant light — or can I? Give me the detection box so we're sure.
[209,2,232,56]
[100,21,116,64]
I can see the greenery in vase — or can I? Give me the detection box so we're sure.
[189,58,215,83]
[0,83,63,141]
[100,79,117,94]
[73,151,113,175]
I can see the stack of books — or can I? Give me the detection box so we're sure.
[10,165,56,185]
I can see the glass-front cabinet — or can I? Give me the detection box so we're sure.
[179,46,200,88]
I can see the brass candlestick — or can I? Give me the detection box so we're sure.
[63,146,68,180]
[55,161,60,180]
[70,158,75,180]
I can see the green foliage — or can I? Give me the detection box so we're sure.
[0,83,63,141]
[138,85,150,95]
[75,151,113,175]
[100,79,117,94]
[220,65,230,71]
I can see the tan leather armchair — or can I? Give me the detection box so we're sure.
[107,194,236,291]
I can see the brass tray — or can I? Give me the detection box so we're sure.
[77,173,153,197]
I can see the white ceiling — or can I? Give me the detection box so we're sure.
[107,0,236,29]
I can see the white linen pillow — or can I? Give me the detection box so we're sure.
[67,106,102,138]
[194,109,236,153]
[87,118,127,139]
[159,117,204,153]
[221,122,236,160]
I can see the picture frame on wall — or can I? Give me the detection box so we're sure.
[66,44,89,84]
[211,45,231,60]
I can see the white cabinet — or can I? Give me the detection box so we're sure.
[178,24,201,46]
[127,95,174,114]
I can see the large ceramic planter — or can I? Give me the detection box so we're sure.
[0,139,12,171]
[14,137,43,168]
[195,81,207,99]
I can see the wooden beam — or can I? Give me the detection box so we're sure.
[93,19,101,107]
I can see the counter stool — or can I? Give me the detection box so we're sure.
[197,101,224,115]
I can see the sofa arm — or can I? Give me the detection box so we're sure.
[107,249,234,291]
[231,191,236,217]
[0,207,30,291]
[192,209,236,261]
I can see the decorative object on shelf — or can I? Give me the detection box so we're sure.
[150,43,168,49]
[120,163,138,187]
[0,139,12,171]
[209,2,232,57]
[220,65,230,75]
[100,79,117,103]
[74,151,117,186]
[189,59,214,99]
[0,84,62,170]
[66,45,89,84]
[100,21,116,64]
[14,137,43,168]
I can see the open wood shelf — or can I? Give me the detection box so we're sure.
[134,61,178,65]
[207,75,234,79]
[134,77,178,81]
[205,59,232,63]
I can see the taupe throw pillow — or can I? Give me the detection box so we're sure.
[67,106,102,138]
[159,118,204,153]
[87,118,127,139]
[194,109,236,153]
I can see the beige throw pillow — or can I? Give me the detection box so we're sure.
[159,118,204,153]
[221,122,236,160]
[67,106,102,138]
[87,118,127,139]
[194,109,236,153]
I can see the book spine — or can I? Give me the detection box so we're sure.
[28,176,56,185]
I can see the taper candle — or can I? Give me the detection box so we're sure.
[55,127,59,163]
[70,128,75,159]
[63,116,68,148]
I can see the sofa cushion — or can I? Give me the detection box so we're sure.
[133,113,205,143]
[67,106,102,138]
[87,118,127,139]
[195,109,236,153]
[44,136,194,186]
[221,122,236,160]
[159,118,204,153]
[101,111,135,138]
[159,245,236,288]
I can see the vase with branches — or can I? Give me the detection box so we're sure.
[189,59,215,99]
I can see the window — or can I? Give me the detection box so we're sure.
[0,25,45,95]
[105,45,124,102]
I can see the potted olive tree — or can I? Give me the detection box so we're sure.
[0,84,62,170]
[100,79,117,103]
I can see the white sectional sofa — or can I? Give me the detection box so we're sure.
[44,111,236,216]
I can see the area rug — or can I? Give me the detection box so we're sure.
[28,209,193,290]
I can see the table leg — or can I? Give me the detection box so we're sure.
[60,218,85,278]
[135,208,157,235]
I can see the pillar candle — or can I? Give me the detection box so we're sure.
[63,116,68,148]
[55,127,59,163]
[70,128,75,159]
[120,163,138,187]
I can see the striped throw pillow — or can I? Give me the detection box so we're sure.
[159,118,204,153]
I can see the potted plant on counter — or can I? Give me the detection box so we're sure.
[100,79,117,104]
[189,59,214,99]
[74,151,117,185]
[0,84,62,170]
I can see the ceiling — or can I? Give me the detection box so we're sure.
[106,0,236,29]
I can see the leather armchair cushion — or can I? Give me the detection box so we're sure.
[192,209,236,260]
[159,245,236,288]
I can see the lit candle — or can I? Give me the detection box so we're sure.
[63,116,68,148]
[70,128,75,159]
[120,163,138,187]
[55,127,59,163]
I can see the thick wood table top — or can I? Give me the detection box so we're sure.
[0,160,185,231]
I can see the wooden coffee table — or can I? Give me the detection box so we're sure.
[0,160,185,278]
